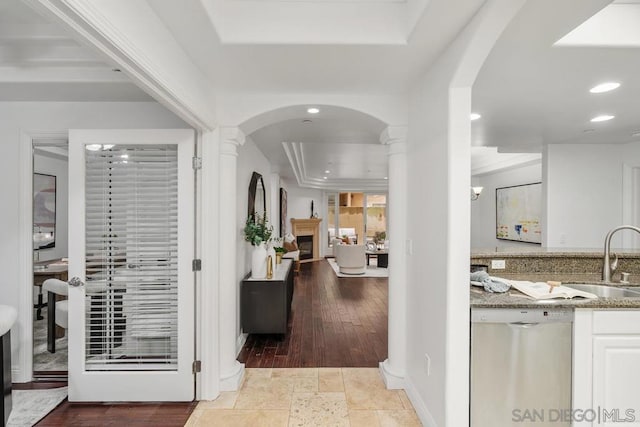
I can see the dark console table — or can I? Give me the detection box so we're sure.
[241,259,294,334]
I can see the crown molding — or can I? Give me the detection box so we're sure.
[282,141,388,191]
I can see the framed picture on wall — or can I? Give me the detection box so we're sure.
[33,173,57,250]
[280,188,287,237]
[496,182,542,244]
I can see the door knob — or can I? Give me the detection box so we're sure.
[69,277,85,287]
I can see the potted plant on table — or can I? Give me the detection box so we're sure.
[244,213,273,279]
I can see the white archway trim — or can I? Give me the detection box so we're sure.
[219,95,407,134]
[445,0,527,424]
[17,129,68,383]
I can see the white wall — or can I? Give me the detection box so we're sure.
[279,181,327,254]
[546,143,630,248]
[471,162,541,249]
[33,152,69,262]
[0,101,189,379]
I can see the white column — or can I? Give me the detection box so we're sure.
[218,126,246,391]
[379,125,408,389]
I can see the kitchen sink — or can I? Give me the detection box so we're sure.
[563,283,640,298]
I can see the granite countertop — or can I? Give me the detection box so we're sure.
[471,247,640,258]
[470,284,640,309]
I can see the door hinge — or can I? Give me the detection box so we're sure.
[192,157,202,170]
[192,360,201,374]
[192,259,202,271]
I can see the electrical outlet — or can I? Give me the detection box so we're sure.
[425,353,431,376]
[491,259,506,270]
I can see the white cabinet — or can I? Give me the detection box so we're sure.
[573,310,640,426]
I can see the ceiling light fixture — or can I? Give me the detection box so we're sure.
[324,170,330,174]
[589,82,620,93]
[323,176,327,180]
[307,107,320,114]
[384,177,388,180]
[590,115,615,122]
[470,113,482,121]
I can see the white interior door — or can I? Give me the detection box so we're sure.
[67,129,195,401]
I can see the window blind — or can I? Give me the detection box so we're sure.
[84,144,179,371]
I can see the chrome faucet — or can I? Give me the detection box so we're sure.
[602,225,640,282]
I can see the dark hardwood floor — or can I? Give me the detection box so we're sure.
[238,259,389,368]
[37,400,196,426]
[18,380,196,426]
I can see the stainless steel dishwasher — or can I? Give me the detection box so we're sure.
[471,308,573,427]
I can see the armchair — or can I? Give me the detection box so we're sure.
[334,244,366,275]
[42,278,68,353]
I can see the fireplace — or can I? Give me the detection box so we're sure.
[297,235,314,260]
[290,218,322,263]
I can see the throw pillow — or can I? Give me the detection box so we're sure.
[284,240,298,252]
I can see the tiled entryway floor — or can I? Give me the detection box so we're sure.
[186,368,421,426]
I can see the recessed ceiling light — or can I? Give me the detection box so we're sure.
[384,177,388,180]
[590,115,615,122]
[307,107,320,114]
[589,82,620,93]
[86,144,102,151]
[470,113,482,121]
[323,176,327,180]
[324,170,330,174]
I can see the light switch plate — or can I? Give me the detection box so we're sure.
[491,259,506,269]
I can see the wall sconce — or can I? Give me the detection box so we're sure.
[471,186,483,201]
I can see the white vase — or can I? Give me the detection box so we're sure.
[251,242,267,279]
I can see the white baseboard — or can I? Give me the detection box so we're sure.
[236,333,247,356]
[379,360,405,389]
[404,376,438,427]
[220,361,245,392]
[12,367,29,383]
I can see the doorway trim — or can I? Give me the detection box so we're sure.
[17,129,69,383]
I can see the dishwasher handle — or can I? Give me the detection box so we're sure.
[509,321,540,328]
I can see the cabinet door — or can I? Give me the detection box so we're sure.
[593,336,640,425]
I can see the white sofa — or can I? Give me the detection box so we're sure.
[334,244,366,275]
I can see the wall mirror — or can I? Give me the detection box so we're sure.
[248,171,266,220]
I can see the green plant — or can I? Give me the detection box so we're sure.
[274,247,286,254]
[244,213,273,246]
[374,231,386,244]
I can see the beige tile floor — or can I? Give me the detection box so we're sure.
[186,368,422,427]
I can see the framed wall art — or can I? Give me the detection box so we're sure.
[33,173,57,250]
[279,187,287,237]
[496,182,542,244]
